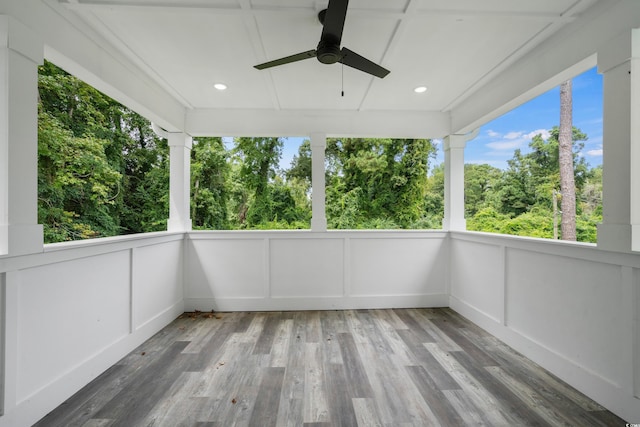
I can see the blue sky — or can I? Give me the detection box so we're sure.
[277,66,603,172]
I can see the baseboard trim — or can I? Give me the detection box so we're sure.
[184,294,449,312]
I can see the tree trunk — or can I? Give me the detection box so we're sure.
[559,79,576,241]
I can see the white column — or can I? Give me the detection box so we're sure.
[310,132,327,231]
[596,29,639,252]
[442,134,467,231]
[0,16,43,255]
[167,132,193,232]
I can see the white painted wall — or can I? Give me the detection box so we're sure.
[185,230,449,311]
[449,231,640,422]
[0,233,184,427]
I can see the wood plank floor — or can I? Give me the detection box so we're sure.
[34,308,626,426]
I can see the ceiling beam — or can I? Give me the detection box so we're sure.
[186,108,451,138]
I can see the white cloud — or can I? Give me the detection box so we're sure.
[587,149,603,156]
[486,130,500,138]
[504,131,522,140]
[483,127,551,152]
[432,138,443,146]
[486,140,525,150]
[524,129,551,140]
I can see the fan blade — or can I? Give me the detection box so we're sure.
[339,47,390,78]
[254,50,317,70]
[321,0,349,44]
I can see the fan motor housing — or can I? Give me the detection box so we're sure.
[317,40,341,64]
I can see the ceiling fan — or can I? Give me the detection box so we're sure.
[254,0,390,79]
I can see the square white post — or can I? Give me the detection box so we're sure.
[310,132,327,231]
[442,134,467,231]
[596,29,639,252]
[167,132,193,232]
[0,16,43,255]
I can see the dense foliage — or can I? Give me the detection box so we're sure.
[288,138,439,229]
[37,61,602,243]
[38,61,168,241]
[464,128,602,242]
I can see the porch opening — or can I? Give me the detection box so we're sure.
[37,60,169,243]
[464,66,603,243]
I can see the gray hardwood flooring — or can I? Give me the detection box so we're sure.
[34,308,626,426]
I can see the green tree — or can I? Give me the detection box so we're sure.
[495,149,536,217]
[38,60,169,241]
[118,112,169,233]
[493,127,587,218]
[464,163,503,216]
[191,137,229,230]
[467,207,510,234]
[233,137,304,227]
[499,209,553,238]
[467,126,598,242]
[38,109,121,241]
[286,139,312,188]
[580,165,602,217]
[420,163,445,228]
[38,61,110,139]
[576,165,602,243]
[324,138,436,228]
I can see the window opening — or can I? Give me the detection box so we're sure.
[193,136,309,230]
[38,60,168,243]
[324,137,440,230]
[464,67,602,242]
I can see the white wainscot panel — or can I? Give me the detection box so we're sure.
[505,248,628,386]
[187,239,266,299]
[350,238,447,296]
[450,239,503,322]
[17,251,130,402]
[270,239,344,297]
[133,240,183,329]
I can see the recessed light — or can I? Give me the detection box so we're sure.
[414,86,427,93]
[214,83,227,91]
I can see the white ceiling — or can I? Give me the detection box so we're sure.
[9,0,634,137]
[61,0,594,110]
